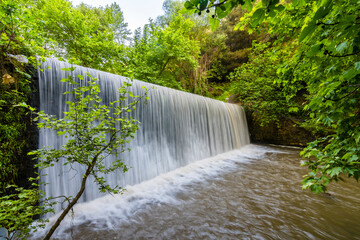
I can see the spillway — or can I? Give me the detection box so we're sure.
[37,59,250,213]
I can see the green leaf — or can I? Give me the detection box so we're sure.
[209,17,220,31]
[292,0,306,7]
[328,167,342,177]
[251,8,266,27]
[322,116,333,126]
[196,0,208,11]
[299,23,317,42]
[349,155,359,162]
[313,1,332,21]
[306,43,323,57]
[216,6,229,19]
[355,62,360,71]
[184,1,194,9]
[343,69,358,81]
[335,41,348,54]
[288,107,299,113]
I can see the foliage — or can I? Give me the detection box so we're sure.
[38,0,129,72]
[86,2,131,44]
[0,77,29,192]
[0,182,53,240]
[159,0,226,95]
[157,0,187,27]
[128,14,200,90]
[0,0,49,60]
[294,0,360,193]
[146,1,257,95]
[186,0,360,192]
[0,1,51,236]
[206,5,255,85]
[0,0,50,193]
[228,41,303,127]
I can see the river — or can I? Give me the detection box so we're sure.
[34,144,360,240]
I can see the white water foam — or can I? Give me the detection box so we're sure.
[38,59,250,214]
[32,144,274,239]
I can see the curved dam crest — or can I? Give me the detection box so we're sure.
[37,59,250,213]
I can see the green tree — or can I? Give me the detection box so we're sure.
[290,0,360,193]
[28,69,147,240]
[156,0,215,94]
[128,14,200,91]
[185,0,360,193]
[0,183,53,239]
[1,0,147,236]
[38,0,129,72]
[0,0,52,194]
[156,0,186,27]
[228,41,303,127]
[77,2,131,44]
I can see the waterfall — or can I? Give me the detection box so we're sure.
[38,59,250,213]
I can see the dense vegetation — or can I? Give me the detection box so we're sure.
[184,0,360,192]
[0,0,359,237]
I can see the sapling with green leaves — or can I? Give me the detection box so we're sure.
[28,68,147,240]
[0,179,53,240]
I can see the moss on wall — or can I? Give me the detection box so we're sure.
[0,59,39,194]
[245,110,315,147]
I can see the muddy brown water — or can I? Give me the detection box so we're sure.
[34,145,360,240]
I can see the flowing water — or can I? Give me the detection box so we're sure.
[35,59,360,239]
[33,144,360,240]
[37,59,249,213]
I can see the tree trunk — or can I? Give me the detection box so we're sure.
[43,161,95,240]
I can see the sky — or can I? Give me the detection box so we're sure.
[70,0,166,33]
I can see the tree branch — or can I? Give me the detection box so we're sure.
[158,57,173,77]
[327,51,360,58]
[324,87,360,102]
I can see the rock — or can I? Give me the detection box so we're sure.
[2,73,15,85]
[245,111,315,147]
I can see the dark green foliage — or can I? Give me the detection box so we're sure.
[0,73,30,193]
[186,0,360,192]
[273,0,360,192]
[206,6,255,84]
[0,0,45,194]
[228,41,302,127]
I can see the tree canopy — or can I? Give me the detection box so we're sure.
[185,0,360,192]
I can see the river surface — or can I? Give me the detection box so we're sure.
[34,144,360,239]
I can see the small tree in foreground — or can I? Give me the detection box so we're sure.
[29,69,147,240]
[0,182,53,240]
